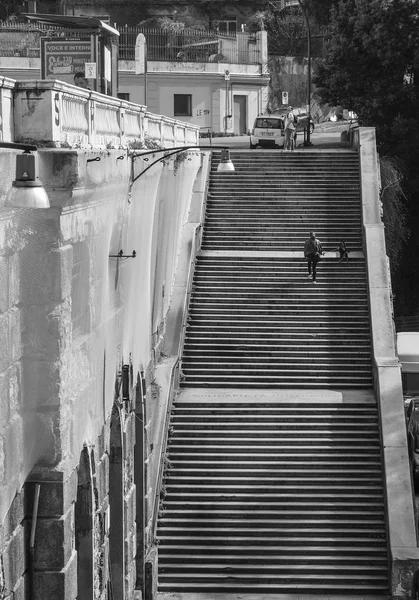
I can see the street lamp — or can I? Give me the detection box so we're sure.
[269,0,313,146]
[0,142,50,208]
[296,0,313,146]
[131,146,234,184]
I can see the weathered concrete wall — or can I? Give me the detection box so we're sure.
[0,144,202,599]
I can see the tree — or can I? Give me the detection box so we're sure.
[314,0,418,133]
[313,0,419,318]
[306,0,338,25]
[247,8,310,55]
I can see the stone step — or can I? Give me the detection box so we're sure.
[185,327,371,336]
[158,551,387,563]
[182,343,371,351]
[190,291,369,300]
[187,313,369,322]
[163,499,385,510]
[181,368,372,378]
[169,435,378,446]
[181,380,373,388]
[157,583,389,594]
[158,550,387,564]
[169,433,379,442]
[171,406,378,414]
[160,508,385,519]
[167,471,381,481]
[168,444,381,454]
[158,534,386,546]
[186,322,370,331]
[209,173,360,179]
[171,411,377,419]
[158,565,388,576]
[171,419,378,428]
[204,218,361,224]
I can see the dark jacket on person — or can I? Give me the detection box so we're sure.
[304,238,323,258]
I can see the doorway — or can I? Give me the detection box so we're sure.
[233,95,247,135]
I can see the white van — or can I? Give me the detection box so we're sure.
[250,115,285,149]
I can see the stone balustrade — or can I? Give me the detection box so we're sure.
[8,78,199,148]
[0,76,15,142]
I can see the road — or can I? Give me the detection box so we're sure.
[199,124,351,150]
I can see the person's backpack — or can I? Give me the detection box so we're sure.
[293,114,298,127]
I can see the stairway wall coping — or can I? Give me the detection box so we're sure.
[359,127,419,598]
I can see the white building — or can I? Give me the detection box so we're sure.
[0,23,270,135]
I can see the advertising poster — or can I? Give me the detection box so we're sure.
[41,37,94,85]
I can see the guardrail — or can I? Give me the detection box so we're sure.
[11,79,199,148]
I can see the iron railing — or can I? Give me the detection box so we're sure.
[0,21,93,57]
[117,27,260,64]
[0,23,261,64]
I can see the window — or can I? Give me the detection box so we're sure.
[174,94,192,117]
[117,92,130,101]
[211,19,237,35]
[255,118,283,129]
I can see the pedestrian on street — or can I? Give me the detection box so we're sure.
[332,240,349,263]
[74,72,90,90]
[304,231,324,284]
[284,105,296,151]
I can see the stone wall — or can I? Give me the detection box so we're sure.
[0,142,203,599]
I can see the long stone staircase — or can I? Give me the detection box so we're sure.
[157,150,389,595]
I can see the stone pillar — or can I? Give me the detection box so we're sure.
[75,447,95,600]
[26,472,78,600]
[135,373,146,593]
[109,404,125,599]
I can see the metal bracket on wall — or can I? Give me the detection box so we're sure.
[109,250,137,259]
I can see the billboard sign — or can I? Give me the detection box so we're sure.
[41,37,94,84]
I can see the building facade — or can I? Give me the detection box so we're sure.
[0,24,270,134]
[118,29,269,134]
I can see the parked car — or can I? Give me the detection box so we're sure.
[295,112,315,134]
[406,397,419,490]
[250,115,284,149]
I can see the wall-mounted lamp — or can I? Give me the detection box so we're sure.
[0,142,50,208]
[131,145,235,184]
